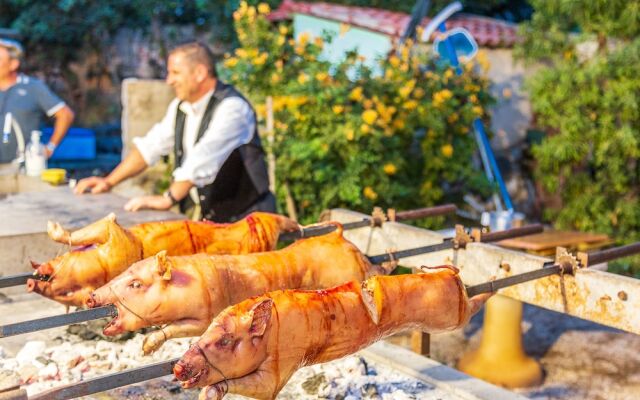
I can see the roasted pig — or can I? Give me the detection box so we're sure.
[87,223,394,354]
[27,212,299,307]
[174,266,492,400]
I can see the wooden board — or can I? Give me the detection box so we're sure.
[497,230,610,253]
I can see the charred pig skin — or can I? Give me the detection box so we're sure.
[27,212,299,307]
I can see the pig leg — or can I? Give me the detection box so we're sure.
[47,213,119,246]
[198,370,281,400]
[142,319,209,355]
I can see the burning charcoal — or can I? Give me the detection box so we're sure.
[302,373,327,395]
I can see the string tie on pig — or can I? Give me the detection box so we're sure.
[194,343,229,395]
[109,286,167,342]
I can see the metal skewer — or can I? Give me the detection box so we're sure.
[0,305,116,338]
[0,272,48,289]
[29,358,178,400]
[279,204,457,241]
[0,223,542,339]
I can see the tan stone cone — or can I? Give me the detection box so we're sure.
[457,294,543,388]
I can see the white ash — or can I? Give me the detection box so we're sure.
[0,333,197,396]
[1,332,458,399]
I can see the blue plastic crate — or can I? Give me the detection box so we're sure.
[41,127,96,160]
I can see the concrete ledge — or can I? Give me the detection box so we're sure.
[361,341,527,400]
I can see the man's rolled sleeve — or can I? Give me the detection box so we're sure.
[173,97,255,187]
[132,99,180,166]
[32,79,65,117]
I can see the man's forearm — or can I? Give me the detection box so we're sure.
[49,106,74,146]
[167,180,194,202]
[105,147,149,188]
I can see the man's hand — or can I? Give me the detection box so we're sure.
[124,195,173,212]
[74,176,112,194]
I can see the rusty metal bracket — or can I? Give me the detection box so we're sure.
[370,206,387,227]
[555,247,579,275]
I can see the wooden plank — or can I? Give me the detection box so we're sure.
[497,230,610,252]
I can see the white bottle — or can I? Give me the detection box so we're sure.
[25,130,47,177]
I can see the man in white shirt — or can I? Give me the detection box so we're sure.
[75,42,275,222]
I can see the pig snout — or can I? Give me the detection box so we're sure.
[175,345,210,388]
[26,279,49,294]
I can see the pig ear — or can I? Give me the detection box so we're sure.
[155,250,172,281]
[248,298,273,337]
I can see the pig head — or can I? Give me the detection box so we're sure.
[27,213,141,307]
[87,251,216,355]
[174,298,276,400]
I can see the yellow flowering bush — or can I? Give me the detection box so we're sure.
[221,3,494,223]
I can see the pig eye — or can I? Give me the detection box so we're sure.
[129,280,142,289]
[216,334,234,348]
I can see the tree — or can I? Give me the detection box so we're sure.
[517,0,640,275]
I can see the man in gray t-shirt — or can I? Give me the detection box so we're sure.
[0,38,74,164]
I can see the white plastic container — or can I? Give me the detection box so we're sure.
[25,130,47,177]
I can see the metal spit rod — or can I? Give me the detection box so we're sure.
[29,358,178,400]
[0,306,116,338]
[0,224,541,338]
[368,223,543,264]
[0,204,457,289]
[279,204,457,241]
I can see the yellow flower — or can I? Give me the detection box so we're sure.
[275,59,284,70]
[224,57,238,68]
[472,106,483,116]
[332,105,344,114]
[360,124,371,134]
[233,11,242,21]
[362,110,378,125]
[298,32,310,46]
[295,46,305,55]
[257,3,270,14]
[363,99,373,109]
[314,36,324,49]
[444,69,454,79]
[349,87,363,101]
[345,128,355,141]
[363,187,378,200]
[315,72,329,82]
[393,118,405,130]
[255,104,266,118]
[247,6,256,18]
[447,113,459,123]
[385,69,394,79]
[477,50,490,72]
[389,56,400,68]
[297,73,309,84]
[277,35,286,46]
[469,94,478,103]
[441,144,454,158]
[279,25,288,35]
[383,127,394,137]
[402,100,418,110]
[270,73,281,83]
[413,88,425,99]
[253,53,268,66]
[383,163,397,175]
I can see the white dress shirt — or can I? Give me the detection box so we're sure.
[132,87,256,188]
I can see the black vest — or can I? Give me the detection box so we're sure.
[174,82,270,222]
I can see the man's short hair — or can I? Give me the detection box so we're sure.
[0,38,24,62]
[170,41,218,78]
